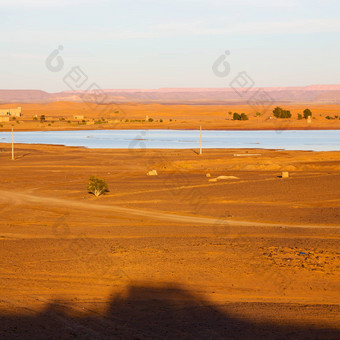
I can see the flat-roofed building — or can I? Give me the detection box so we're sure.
[0,107,22,117]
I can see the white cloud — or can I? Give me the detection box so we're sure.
[0,0,299,9]
[149,18,340,37]
[199,0,299,7]
[211,18,340,35]
[0,0,108,8]
[1,18,339,44]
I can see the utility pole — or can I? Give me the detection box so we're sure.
[199,125,202,155]
[11,128,14,160]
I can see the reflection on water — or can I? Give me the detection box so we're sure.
[0,129,339,151]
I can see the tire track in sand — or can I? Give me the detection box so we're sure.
[0,190,338,229]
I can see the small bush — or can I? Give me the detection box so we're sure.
[87,176,109,197]
[273,107,291,119]
[303,108,312,119]
[240,113,248,120]
[233,112,240,120]
[148,118,154,122]
[297,113,303,120]
[233,112,248,120]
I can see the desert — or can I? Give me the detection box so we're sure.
[1,101,340,132]
[2,0,340,337]
[0,142,339,338]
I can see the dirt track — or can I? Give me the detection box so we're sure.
[2,189,339,229]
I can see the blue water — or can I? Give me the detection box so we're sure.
[0,130,339,151]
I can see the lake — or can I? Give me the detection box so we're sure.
[0,129,339,151]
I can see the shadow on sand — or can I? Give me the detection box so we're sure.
[1,283,339,339]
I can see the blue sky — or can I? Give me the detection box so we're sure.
[0,0,339,91]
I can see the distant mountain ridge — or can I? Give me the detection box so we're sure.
[1,85,340,104]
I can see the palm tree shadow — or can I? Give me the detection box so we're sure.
[1,283,339,339]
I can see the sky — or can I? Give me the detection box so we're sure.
[0,0,339,92]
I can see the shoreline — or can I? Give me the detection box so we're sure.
[1,128,339,152]
[0,143,339,226]
[1,125,340,132]
[1,142,339,156]
[0,142,336,153]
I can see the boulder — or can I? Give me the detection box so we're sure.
[147,170,158,176]
[216,175,239,180]
[281,171,289,178]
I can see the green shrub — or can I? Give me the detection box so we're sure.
[233,112,248,120]
[303,108,312,119]
[87,176,109,197]
[233,112,241,120]
[273,107,291,119]
[148,118,154,122]
[297,113,303,120]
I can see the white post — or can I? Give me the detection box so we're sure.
[11,128,14,160]
[199,125,202,155]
